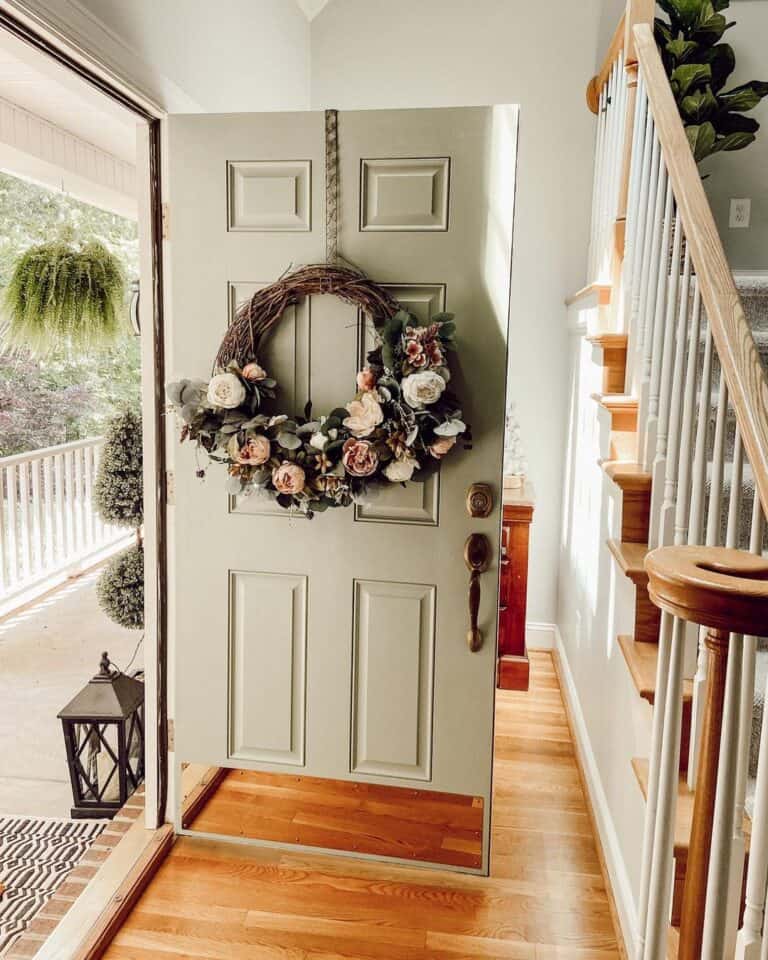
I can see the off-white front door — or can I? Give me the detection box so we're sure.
[166,106,517,873]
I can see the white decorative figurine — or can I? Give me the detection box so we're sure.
[503,402,528,490]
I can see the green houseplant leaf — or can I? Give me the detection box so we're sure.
[686,121,717,160]
[671,62,712,96]
[656,0,768,167]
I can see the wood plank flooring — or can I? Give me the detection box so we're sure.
[103,652,622,959]
[187,768,484,869]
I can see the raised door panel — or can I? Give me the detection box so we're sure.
[229,570,307,765]
[350,579,435,780]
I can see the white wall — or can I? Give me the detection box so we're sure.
[701,0,768,270]
[311,0,605,628]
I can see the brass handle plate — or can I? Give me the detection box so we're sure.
[464,533,492,651]
[466,483,493,518]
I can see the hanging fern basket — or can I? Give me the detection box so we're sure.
[3,238,126,355]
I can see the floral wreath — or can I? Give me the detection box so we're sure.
[167,265,470,517]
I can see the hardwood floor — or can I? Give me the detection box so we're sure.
[103,652,622,959]
[187,768,484,869]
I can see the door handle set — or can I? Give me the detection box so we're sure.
[464,533,492,652]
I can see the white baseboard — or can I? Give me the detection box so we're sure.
[554,628,638,953]
[525,621,557,650]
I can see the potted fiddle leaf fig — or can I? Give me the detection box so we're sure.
[656,0,768,163]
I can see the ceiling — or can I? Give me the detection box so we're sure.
[0,26,136,164]
[295,0,333,20]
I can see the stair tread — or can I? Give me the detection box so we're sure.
[619,635,692,704]
[586,332,629,347]
[591,392,638,412]
[633,758,751,853]
[601,459,652,491]
[607,538,650,583]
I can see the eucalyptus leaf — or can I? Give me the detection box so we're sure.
[434,418,467,437]
[277,431,302,450]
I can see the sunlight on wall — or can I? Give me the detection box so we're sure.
[483,105,519,342]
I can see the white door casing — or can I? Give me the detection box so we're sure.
[166,106,518,873]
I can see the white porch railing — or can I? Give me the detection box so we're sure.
[0,437,130,616]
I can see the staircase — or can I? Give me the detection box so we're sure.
[562,4,768,958]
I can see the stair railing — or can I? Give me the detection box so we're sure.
[592,16,768,960]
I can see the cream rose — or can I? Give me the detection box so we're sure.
[343,391,384,438]
[207,372,246,409]
[384,456,418,482]
[342,438,379,477]
[401,370,446,409]
[242,362,268,381]
[429,436,457,459]
[228,433,271,465]
[272,461,306,495]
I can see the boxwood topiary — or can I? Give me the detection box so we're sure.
[94,409,143,528]
[97,543,144,630]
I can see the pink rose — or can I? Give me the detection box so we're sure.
[227,433,271,465]
[429,436,457,459]
[272,461,306,495]
[342,438,379,477]
[242,362,268,381]
[356,367,377,392]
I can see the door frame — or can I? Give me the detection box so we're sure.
[0,2,169,830]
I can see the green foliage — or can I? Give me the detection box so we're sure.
[656,0,768,164]
[94,409,143,527]
[0,172,140,456]
[4,237,126,355]
[97,543,144,630]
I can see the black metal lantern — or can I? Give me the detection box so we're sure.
[58,652,145,819]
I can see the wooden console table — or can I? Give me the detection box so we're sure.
[497,481,535,691]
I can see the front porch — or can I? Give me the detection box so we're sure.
[0,564,143,819]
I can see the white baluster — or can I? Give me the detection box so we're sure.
[641,613,686,959]
[0,471,7,592]
[658,247,692,547]
[736,505,768,960]
[636,608,675,959]
[647,211,683,545]
[5,466,19,586]
[18,461,31,581]
[54,453,66,564]
[643,183,675,471]
[590,81,608,279]
[673,279,702,546]
[689,372,730,788]
[688,321,714,548]
[637,148,668,457]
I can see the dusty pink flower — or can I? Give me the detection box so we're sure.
[405,340,427,367]
[426,341,444,366]
[342,438,379,477]
[228,433,271,465]
[343,392,383,438]
[272,461,306,495]
[429,436,457,459]
[242,362,268,381]
[356,367,377,392]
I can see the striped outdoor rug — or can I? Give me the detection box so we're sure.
[0,816,105,955]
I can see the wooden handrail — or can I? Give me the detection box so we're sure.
[635,23,768,520]
[587,12,626,113]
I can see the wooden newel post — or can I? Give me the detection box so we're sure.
[645,546,768,960]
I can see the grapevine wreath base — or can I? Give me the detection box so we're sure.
[167,265,470,517]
